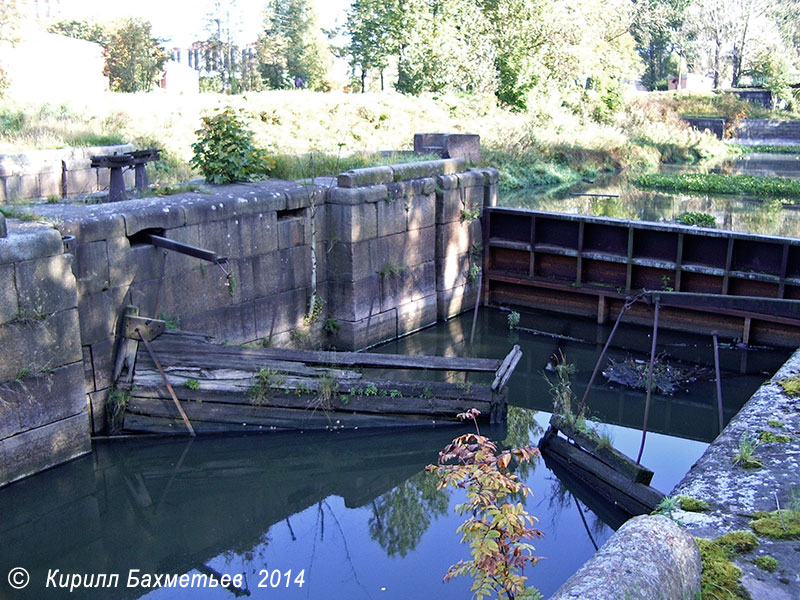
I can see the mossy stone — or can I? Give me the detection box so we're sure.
[754,555,779,572]
[750,510,800,540]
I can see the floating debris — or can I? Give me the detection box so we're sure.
[602,354,704,395]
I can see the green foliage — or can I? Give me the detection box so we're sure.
[380,261,404,279]
[0,207,40,222]
[323,318,340,336]
[65,132,126,147]
[676,211,716,228]
[633,172,800,200]
[158,313,180,331]
[269,150,438,181]
[733,144,800,155]
[104,18,168,93]
[545,350,580,419]
[258,0,330,91]
[467,265,481,284]
[313,372,339,411]
[460,208,481,223]
[249,368,285,405]
[185,378,200,391]
[363,383,378,397]
[754,555,779,573]
[388,389,402,399]
[652,496,681,521]
[428,425,543,600]
[732,433,763,470]
[191,108,275,184]
[48,19,110,45]
[303,295,325,326]
[507,311,520,331]
[106,387,130,434]
[750,510,800,540]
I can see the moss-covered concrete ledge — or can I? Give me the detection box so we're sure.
[549,515,700,600]
[671,347,800,599]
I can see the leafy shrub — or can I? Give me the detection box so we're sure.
[191,108,275,184]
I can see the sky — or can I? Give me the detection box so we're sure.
[54,0,351,47]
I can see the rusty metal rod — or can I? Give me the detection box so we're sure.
[636,298,660,464]
[140,233,228,264]
[712,331,724,433]
[153,250,167,321]
[576,295,638,416]
[137,329,196,436]
[468,268,483,354]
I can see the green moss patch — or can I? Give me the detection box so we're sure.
[716,531,759,554]
[767,419,785,428]
[750,510,800,540]
[778,376,800,397]
[753,555,779,572]
[696,533,755,600]
[758,430,792,443]
[678,495,711,512]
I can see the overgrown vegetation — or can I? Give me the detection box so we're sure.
[778,375,800,397]
[678,496,711,512]
[249,367,284,405]
[750,509,800,540]
[753,555,779,573]
[733,144,800,155]
[633,173,800,200]
[106,387,130,434]
[427,409,543,600]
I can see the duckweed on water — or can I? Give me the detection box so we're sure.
[632,173,800,200]
[750,510,800,540]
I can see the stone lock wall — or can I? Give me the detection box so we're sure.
[0,221,89,486]
[0,144,135,203]
[0,158,498,486]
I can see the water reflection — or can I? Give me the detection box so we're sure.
[501,153,800,238]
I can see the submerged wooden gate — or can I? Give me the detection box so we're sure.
[483,208,800,347]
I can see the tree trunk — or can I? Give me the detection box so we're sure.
[361,68,366,93]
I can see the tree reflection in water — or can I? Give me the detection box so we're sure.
[369,470,449,557]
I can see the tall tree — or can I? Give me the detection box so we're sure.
[258,0,330,90]
[0,0,22,95]
[345,0,401,92]
[630,0,688,90]
[199,0,243,92]
[48,19,110,46]
[105,18,168,92]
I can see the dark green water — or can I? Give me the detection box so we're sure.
[0,308,790,599]
[501,152,800,238]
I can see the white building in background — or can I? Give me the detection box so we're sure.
[669,73,715,92]
[0,31,108,100]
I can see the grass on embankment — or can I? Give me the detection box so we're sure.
[633,172,800,201]
[0,90,734,192]
[731,144,800,155]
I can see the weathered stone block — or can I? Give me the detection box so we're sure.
[159,266,237,318]
[457,170,486,189]
[437,173,460,191]
[445,134,480,162]
[327,202,377,244]
[377,197,408,237]
[437,284,479,321]
[89,337,117,392]
[180,301,256,345]
[413,133,447,155]
[327,276,381,322]
[89,389,109,435]
[0,309,82,382]
[406,194,435,231]
[380,261,436,312]
[72,240,110,297]
[436,220,482,258]
[391,159,466,182]
[0,413,90,487]
[327,238,381,283]
[65,168,96,197]
[285,185,322,211]
[120,198,186,236]
[378,227,435,269]
[474,167,499,185]
[436,188,484,224]
[332,309,397,351]
[4,174,39,201]
[77,288,127,346]
[277,213,307,249]
[82,346,95,392]
[327,185,388,206]
[0,213,5,237]
[50,207,126,244]
[0,263,18,325]
[2,362,86,432]
[238,211,278,256]
[38,171,61,199]
[247,251,281,298]
[486,182,498,207]
[278,245,312,292]
[397,294,438,337]
[337,166,394,188]
[15,254,78,317]
[107,237,160,288]
[253,287,308,339]
[0,227,63,266]
[437,252,476,291]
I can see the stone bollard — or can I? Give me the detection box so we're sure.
[0,212,6,238]
[549,515,701,600]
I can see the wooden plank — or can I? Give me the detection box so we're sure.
[113,305,140,383]
[549,415,654,485]
[125,397,462,430]
[491,345,522,390]
[497,347,522,391]
[540,433,664,514]
[147,338,502,372]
